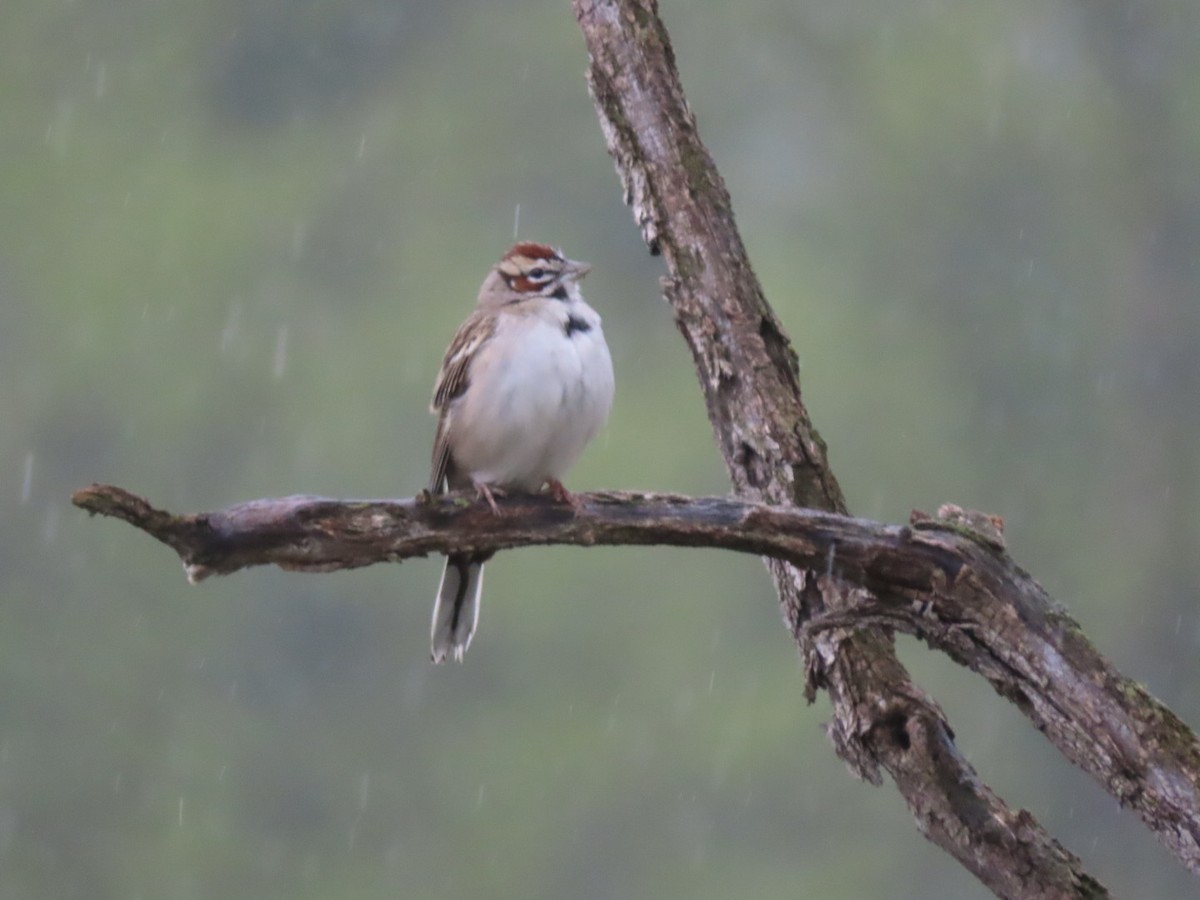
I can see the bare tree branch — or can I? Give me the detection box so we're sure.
[74,482,1200,894]
[569,0,1195,895]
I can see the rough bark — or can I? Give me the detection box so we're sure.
[566,0,1200,895]
[571,2,1110,896]
[75,482,1200,893]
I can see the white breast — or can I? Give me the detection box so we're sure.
[447,299,614,491]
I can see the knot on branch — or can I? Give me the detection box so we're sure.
[911,502,1007,552]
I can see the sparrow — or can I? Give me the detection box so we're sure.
[428,243,615,663]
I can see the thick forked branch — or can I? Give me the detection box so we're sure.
[568,0,1182,896]
[73,482,1200,895]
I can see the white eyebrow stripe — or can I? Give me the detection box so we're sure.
[498,255,564,279]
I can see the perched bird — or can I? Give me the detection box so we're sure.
[428,243,614,663]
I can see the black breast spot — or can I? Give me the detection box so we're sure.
[565,315,591,337]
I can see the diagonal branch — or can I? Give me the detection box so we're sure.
[569,1,1190,896]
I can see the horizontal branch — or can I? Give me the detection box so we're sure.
[74,483,1200,877]
[73,484,922,584]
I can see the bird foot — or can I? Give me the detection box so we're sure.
[474,482,506,516]
[547,479,583,515]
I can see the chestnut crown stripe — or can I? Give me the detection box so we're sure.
[507,242,560,261]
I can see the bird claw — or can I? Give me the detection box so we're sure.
[547,479,583,515]
[475,482,505,516]
[472,480,581,516]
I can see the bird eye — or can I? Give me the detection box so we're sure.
[528,267,546,280]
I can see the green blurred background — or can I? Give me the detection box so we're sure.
[4,0,1199,896]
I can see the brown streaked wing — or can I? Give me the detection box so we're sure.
[429,419,454,494]
[432,311,493,412]
[429,311,495,493]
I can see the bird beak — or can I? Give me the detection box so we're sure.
[566,259,592,280]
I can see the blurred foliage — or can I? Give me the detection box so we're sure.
[3,0,1199,897]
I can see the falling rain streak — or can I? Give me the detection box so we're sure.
[21,452,33,504]
[273,326,289,379]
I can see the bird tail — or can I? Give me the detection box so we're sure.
[431,555,484,663]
